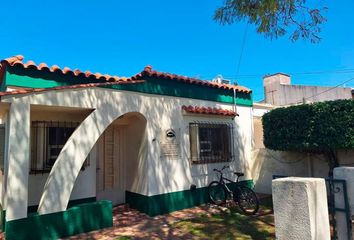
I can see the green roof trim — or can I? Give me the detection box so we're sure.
[4,71,68,89]
[106,77,252,106]
[1,67,253,106]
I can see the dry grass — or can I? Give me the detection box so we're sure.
[172,198,275,240]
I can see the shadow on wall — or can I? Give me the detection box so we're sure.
[124,112,148,194]
[146,101,251,197]
[27,107,93,208]
[146,96,192,196]
[31,89,153,214]
[234,116,249,178]
[251,149,330,194]
[338,150,354,167]
[35,89,216,213]
[6,87,252,218]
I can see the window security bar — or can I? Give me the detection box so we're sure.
[189,121,235,164]
[30,121,89,174]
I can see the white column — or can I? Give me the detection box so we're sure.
[272,177,330,240]
[5,101,30,221]
[333,167,354,240]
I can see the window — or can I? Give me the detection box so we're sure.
[47,126,75,167]
[189,123,233,164]
[31,121,89,173]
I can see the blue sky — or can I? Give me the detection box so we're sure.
[1,1,354,101]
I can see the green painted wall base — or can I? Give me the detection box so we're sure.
[26,196,97,214]
[0,197,97,232]
[5,200,113,240]
[126,180,253,216]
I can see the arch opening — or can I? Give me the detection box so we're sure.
[37,108,148,215]
[90,112,147,206]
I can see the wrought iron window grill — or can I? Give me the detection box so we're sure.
[30,121,89,174]
[189,121,235,164]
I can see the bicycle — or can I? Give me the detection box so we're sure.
[207,165,259,215]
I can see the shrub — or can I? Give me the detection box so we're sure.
[262,99,354,175]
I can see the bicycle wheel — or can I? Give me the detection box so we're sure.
[234,186,259,215]
[208,181,227,205]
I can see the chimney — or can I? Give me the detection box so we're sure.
[263,73,291,105]
[263,73,291,87]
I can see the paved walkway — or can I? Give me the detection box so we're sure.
[65,204,229,240]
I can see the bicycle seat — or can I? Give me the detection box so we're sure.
[234,172,244,177]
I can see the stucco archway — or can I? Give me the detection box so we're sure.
[37,107,147,215]
[95,112,147,205]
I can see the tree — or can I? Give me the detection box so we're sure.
[214,0,327,43]
[262,100,354,176]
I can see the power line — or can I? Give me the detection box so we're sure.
[286,76,354,105]
[202,68,354,80]
[254,76,354,104]
[291,69,354,76]
[235,24,249,81]
[303,76,354,100]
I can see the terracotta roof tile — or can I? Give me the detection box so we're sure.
[182,105,238,117]
[0,80,144,97]
[0,55,252,95]
[38,63,49,70]
[132,66,251,94]
[0,55,129,82]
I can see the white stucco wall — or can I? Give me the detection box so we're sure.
[2,87,253,211]
[26,108,96,207]
[263,73,352,106]
[2,88,252,216]
[147,104,253,196]
[27,155,96,206]
[125,115,148,195]
[0,111,6,209]
[251,104,354,194]
[252,106,270,117]
[278,84,352,105]
[251,150,330,194]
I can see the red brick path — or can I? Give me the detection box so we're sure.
[65,204,228,240]
[0,200,273,239]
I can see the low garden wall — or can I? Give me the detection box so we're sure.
[5,200,112,240]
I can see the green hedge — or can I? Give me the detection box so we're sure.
[262,99,354,152]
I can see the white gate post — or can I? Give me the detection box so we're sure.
[272,177,330,240]
[333,167,354,240]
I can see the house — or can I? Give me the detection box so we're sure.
[0,55,253,239]
[263,73,352,106]
[250,73,354,194]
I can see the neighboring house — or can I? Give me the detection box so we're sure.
[263,73,352,106]
[0,55,253,238]
[250,73,354,194]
